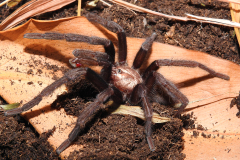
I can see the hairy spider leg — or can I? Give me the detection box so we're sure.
[86,13,127,64]
[4,68,88,116]
[24,32,115,63]
[70,49,113,82]
[70,49,110,67]
[146,71,189,116]
[142,60,230,115]
[56,68,123,154]
[56,88,114,154]
[127,32,158,151]
[5,67,123,154]
[24,31,116,81]
[142,59,230,80]
[130,83,155,151]
[132,33,157,69]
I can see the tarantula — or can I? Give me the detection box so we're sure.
[4,13,230,154]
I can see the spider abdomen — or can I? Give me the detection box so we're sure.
[111,66,142,94]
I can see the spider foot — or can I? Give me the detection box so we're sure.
[147,136,155,151]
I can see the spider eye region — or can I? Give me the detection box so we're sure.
[111,66,142,93]
[117,69,122,74]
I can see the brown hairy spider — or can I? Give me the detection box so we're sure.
[4,13,230,154]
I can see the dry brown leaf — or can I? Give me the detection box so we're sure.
[0,17,239,159]
[0,0,75,31]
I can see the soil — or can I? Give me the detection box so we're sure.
[0,0,239,159]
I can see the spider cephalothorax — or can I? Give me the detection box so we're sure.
[111,65,142,95]
[4,13,230,154]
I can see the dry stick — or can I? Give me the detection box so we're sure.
[100,0,112,7]
[108,0,240,28]
[186,13,240,28]
[78,0,81,16]
[0,0,11,7]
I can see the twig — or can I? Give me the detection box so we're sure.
[100,0,112,7]
[186,13,240,28]
[0,0,11,7]
[78,0,81,16]
[108,0,188,21]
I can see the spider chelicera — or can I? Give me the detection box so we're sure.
[4,13,230,154]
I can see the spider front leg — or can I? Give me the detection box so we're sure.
[69,49,111,67]
[86,13,127,64]
[132,33,157,69]
[24,31,115,63]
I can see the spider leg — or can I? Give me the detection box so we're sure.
[4,67,116,116]
[145,71,189,116]
[143,59,230,80]
[86,13,127,64]
[132,33,157,69]
[5,65,123,153]
[69,49,111,67]
[100,64,112,83]
[130,84,155,151]
[69,49,113,82]
[4,68,88,116]
[56,69,122,154]
[56,87,114,154]
[24,32,115,63]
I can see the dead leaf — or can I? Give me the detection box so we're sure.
[0,17,239,159]
[0,0,76,31]
[111,104,171,123]
[7,0,22,8]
